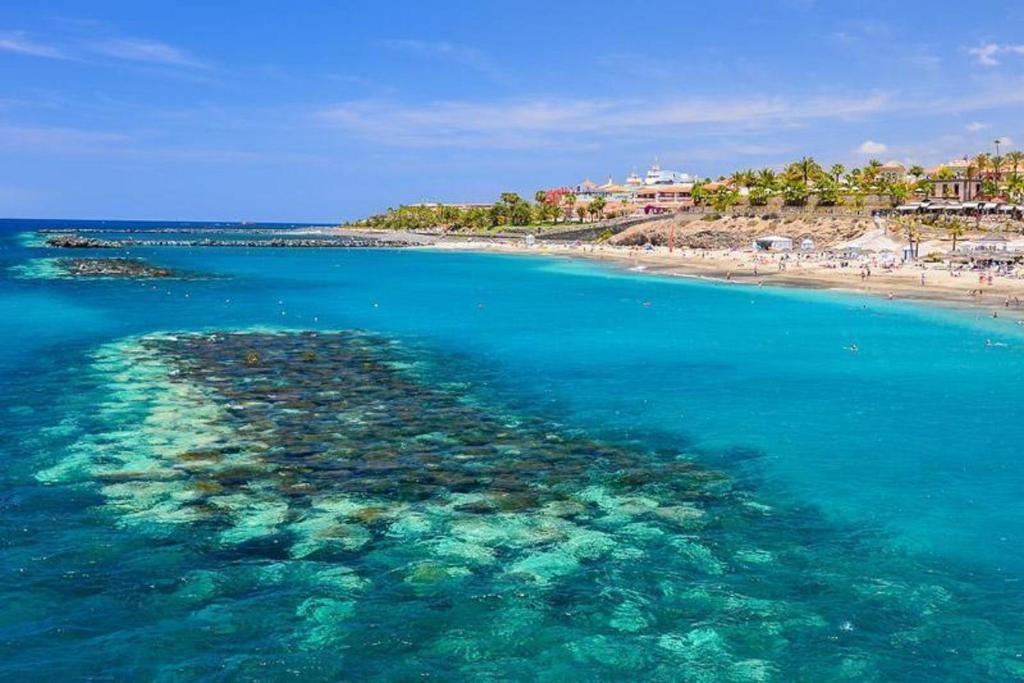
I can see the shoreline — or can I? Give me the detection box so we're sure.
[30,223,1024,321]
[421,238,1024,321]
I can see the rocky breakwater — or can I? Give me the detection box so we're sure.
[44,233,418,248]
[45,234,120,248]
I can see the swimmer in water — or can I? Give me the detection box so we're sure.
[846,344,859,353]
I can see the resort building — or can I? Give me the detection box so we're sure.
[575,179,599,197]
[557,160,703,216]
[927,158,982,201]
[877,161,907,184]
[635,184,694,207]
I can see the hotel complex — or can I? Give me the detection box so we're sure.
[548,161,704,215]
[542,154,1023,218]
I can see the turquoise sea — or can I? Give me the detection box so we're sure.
[3,218,1024,681]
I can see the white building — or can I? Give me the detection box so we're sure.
[643,161,698,185]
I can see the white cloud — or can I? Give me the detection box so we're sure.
[968,42,1024,66]
[966,121,990,131]
[0,28,206,69]
[856,140,887,154]
[0,124,128,154]
[378,39,503,80]
[317,93,892,148]
[91,38,205,68]
[0,31,68,60]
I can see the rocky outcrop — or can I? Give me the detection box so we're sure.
[46,235,120,248]
[59,258,175,278]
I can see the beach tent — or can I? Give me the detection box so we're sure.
[752,235,793,252]
[967,235,1010,252]
[835,229,902,253]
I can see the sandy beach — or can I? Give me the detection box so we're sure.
[423,237,1024,319]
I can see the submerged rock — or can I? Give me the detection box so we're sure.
[31,328,1018,679]
[11,256,191,280]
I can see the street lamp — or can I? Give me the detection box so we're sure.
[994,138,1002,157]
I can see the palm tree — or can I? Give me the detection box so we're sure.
[789,157,822,185]
[535,190,548,205]
[729,170,747,190]
[857,168,879,197]
[992,155,1005,183]
[909,165,925,179]
[563,193,577,222]
[963,161,978,200]
[829,163,846,183]
[846,167,862,188]
[886,182,910,207]
[972,153,992,198]
[974,153,991,176]
[944,217,966,252]
[892,216,921,259]
[1007,174,1024,202]
[781,178,809,206]
[691,180,708,207]
[756,168,778,190]
[1006,151,1024,181]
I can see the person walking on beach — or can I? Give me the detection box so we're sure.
[920,272,926,286]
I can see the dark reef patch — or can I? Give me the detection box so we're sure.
[29,330,1024,680]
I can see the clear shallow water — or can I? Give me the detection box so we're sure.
[3,220,1024,680]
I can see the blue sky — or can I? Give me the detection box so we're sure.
[1,1,1023,221]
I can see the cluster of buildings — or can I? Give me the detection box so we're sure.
[879,157,1021,201]
[542,156,1022,218]
[546,161,702,215]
